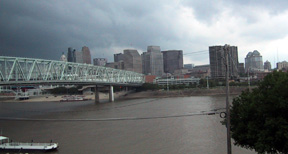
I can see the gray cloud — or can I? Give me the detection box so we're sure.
[0,0,288,65]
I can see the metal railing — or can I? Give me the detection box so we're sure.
[0,56,145,86]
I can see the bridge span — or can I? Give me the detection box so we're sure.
[0,56,145,102]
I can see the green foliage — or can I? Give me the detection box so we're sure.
[199,78,216,88]
[230,71,288,154]
[136,83,162,91]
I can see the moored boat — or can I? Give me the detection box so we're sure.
[0,136,58,152]
[60,95,91,102]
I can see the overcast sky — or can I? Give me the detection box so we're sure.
[1,0,288,68]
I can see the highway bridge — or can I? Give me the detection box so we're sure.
[0,56,145,102]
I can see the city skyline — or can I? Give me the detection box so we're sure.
[1,1,288,67]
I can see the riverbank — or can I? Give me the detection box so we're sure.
[1,91,130,103]
[120,86,249,99]
[1,87,249,102]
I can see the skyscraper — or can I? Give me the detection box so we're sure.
[113,49,142,73]
[82,46,91,64]
[238,63,245,76]
[67,47,76,62]
[75,51,83,63]
[184,64,194,70]
[93,58,107,66]
[142,46,164,77]
[162,50,183,74]
[114,53,124,62]
[264,60,272,71]
[245,50,264,72]
[276,61,288,71]
[209,45,239,79]
[123,49,142,73]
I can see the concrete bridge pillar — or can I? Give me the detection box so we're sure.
[95,85,99,103]
[109,85,114,102]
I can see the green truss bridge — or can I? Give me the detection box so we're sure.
[0,56,145,102]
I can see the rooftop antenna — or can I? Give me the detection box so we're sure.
[277,48,279,63]
[274,56,276,69]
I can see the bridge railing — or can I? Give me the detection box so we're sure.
[0,56,145,86]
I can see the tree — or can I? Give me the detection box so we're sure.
[230,71,288,154]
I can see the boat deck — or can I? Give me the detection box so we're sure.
[0,142,58,151]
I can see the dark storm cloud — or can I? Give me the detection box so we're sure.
[0,0,288,64]
[0,0,176,61]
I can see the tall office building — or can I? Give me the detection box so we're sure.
[162,50,183,74]
[123,49,142,73]
[113,49,142,73]
[82,46,91,64]
[142,46,164,77]
[209,45,239,79]
[264,60,272,71]
[93,58,107,66]
[238,63,245,76]
[114,53,124,62]
[75,51,83,63]
[184,64,194,70]
[245,50,264,73]
[277,61,288,71]
[67,47,76,62]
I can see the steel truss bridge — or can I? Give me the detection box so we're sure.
[0,56,145,86]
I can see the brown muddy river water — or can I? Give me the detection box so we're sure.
[0,96,256,154]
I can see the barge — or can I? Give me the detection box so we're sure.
[0,136,58,152]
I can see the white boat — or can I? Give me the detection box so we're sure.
[0,136,58,152]
[60,95,90,102]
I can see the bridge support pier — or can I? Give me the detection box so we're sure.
[95,85,99,103]
[109,85,114,102]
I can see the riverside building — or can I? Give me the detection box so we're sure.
[209,45,239,79]
[162,50,183,74]
[142,46,164,77]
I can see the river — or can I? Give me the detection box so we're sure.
[0,96,256,154]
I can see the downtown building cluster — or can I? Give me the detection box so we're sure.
[61,44,288,85]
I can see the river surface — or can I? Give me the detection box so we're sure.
[0,96,256,154]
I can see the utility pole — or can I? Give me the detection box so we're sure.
[206,76,209,89]
[224,44,232,154]
[248,68,251,92]
[166,74,169,91]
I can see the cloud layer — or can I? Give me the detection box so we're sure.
[0,0,287,67]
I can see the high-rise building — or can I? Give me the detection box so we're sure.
[184,64,194,70]
[75,51,83,63]
[189,64,210,78]
[113,49,142,73]
[264,60,272,71]
[142,46,164,77]
[93,58,107,66]
[114,53,124,62]
[277,61,288,71]
[60,52,67,62]
[238,63,245,76]
[82,46,91,64]
[209,45,239,79]
[245,50,264,73]
[122,49,142,73]
[162,50,183,74]
[67,47,76,62]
